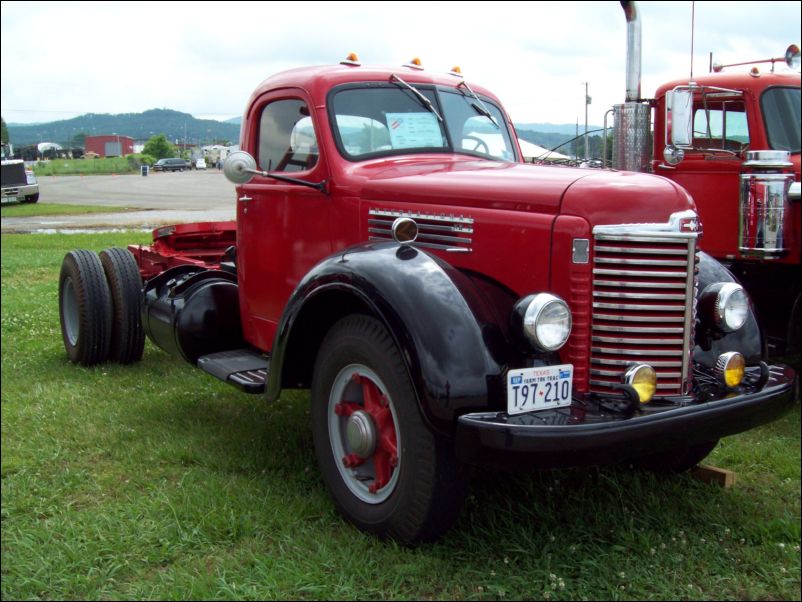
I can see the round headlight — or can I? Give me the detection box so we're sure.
[623,364,657,403]
[715,283,748,332]
[715,351,745,388]
[515,293,572,352]
[701,282,749,333]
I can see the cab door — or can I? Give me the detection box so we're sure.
[236,91,331,352]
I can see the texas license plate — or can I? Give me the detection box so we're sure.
[507,364,573,415]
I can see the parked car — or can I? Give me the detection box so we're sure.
[195,158,207,170]
[152,158,189,172]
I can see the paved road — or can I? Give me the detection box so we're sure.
[2,170,238,232]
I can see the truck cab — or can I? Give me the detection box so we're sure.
[652,68,801,356]
[59,57,797,543]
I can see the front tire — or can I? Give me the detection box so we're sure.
[311,315,468,543]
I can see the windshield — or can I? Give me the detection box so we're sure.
[761,87,801,153]
[330,83,517,161]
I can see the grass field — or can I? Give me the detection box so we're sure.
[1,203,128,218]
[32,158,138,176]
[1,231,800,600]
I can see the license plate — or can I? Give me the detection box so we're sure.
[507,364,573,415]
[2,196,17,204]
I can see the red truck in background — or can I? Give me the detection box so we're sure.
[613,1,801,359]
[58,53,796,543]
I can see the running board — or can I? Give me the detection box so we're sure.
[197,349,269,394]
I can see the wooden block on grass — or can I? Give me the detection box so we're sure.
[691,464,736,488]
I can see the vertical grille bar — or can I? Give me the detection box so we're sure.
[590,231,697,397]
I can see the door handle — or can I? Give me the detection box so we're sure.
[238,195,253,203]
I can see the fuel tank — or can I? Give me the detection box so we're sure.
[142,265,244,364]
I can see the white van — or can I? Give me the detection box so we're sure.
[195,158,207,170]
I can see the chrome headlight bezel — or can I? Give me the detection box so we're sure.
[512,293,572,352]
[700,282,749,333]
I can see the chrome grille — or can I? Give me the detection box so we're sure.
[590,229,697,397]
[368,209,473,253]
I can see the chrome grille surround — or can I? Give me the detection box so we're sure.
[590,210,699,397]
[368,209,473,253]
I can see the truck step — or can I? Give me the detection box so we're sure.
[197,349,269,394]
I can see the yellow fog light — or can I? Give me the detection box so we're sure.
[715,352,745,388]
[624,364,657,403]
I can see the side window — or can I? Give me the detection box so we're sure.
[258,99,318,173]
[692,102,748,152]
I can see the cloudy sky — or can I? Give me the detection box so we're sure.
[2,1,799,127]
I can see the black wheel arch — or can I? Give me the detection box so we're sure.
[694,251,765,367]
[268,242,508,434]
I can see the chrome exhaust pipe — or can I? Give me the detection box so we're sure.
[621,1,642,102]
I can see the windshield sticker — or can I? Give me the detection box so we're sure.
[386,113,443,149]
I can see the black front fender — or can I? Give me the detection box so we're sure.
[694,251,764,367]
[267,242,506,433]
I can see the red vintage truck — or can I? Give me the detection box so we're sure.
[58,54,796,543]
[613,1,801,358]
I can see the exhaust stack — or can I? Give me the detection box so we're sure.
[612,0,651,172]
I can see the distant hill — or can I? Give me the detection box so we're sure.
[5,110,601,155]
[7,109,240,147]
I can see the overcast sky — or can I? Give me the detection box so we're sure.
[2,1,799,128]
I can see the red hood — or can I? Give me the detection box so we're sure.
[351,156,695,226]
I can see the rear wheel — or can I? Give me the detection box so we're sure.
[59,250,112,365]
[631,440,719,474]
[311,315,469,543]
[99,247,145,363]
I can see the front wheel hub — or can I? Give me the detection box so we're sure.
[346,410,377,458]
[329,365,401,504]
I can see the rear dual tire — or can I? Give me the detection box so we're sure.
[59,248,144,365]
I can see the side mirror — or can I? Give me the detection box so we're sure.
[224,150,258,184]
[668,88,693,148]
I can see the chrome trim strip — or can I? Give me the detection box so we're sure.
[594,245,689,255]
[591,347,684,357]
[592,335,684,345]
[369,208,474,225]
[592,358,683,367]
[594,280,687,289]
[593,291,687,300]
[595,257,688,266]
[593,324,685,334]
[593,302,684,311]
[368,218,474,234]
[593,269,689,278]
[592,313,684,323]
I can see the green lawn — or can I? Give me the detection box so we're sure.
[1,203,129,218]
[1,231,799,600]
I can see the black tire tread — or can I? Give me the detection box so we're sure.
[58,249,113,365]
[312,314,469,544]
[100,247,145,364]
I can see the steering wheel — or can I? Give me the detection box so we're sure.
[462,135,490,155]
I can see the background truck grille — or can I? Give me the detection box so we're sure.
[590,232,697,397]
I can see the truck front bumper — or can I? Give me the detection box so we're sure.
[455,364,797,468]
[1,184,38,203]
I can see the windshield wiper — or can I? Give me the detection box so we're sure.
[458,80,500,129]
[389,74,443,122]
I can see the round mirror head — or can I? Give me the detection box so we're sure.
[224,151,258,184]
[663,144,685,166]
[785,43,801,70]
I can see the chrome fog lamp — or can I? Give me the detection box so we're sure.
[715,352,745,388]
[700,283,749,333]
[623,364,657,403]
[513,294,572,352]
